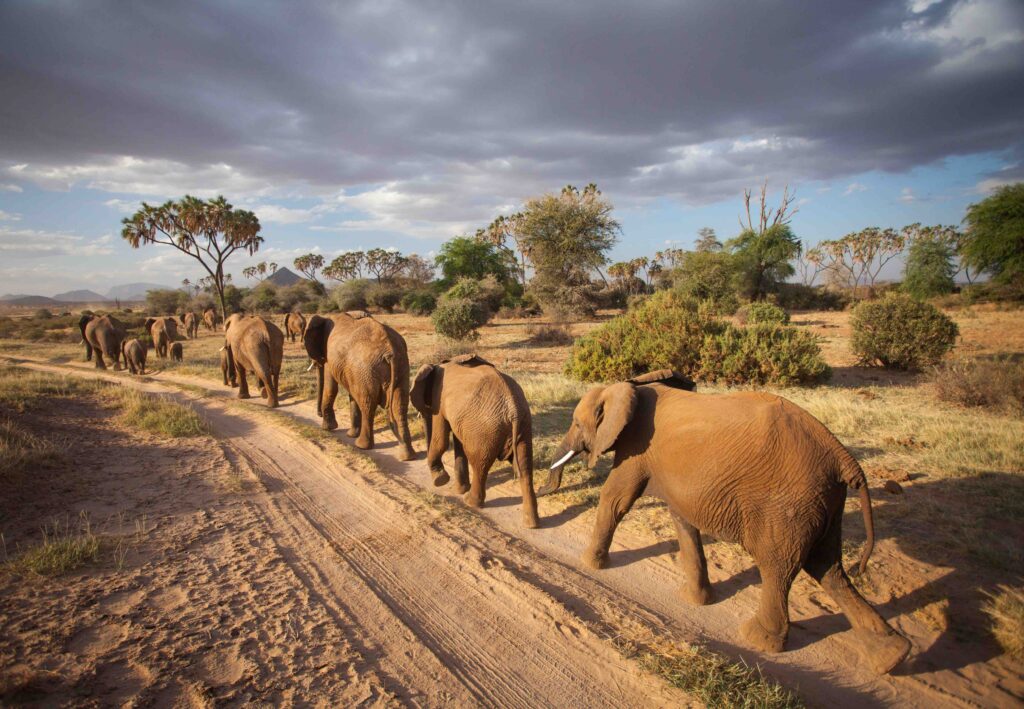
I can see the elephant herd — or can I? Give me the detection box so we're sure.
[79,307,912,675]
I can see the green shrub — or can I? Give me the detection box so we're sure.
[446,275,505,315]
[737,302,790,325]
[432,297,488,341]
[331,279,371,311]
[300,299,320,314]
[33,309,54,320]
[565,291,724,382]
[670,251,741,315]
[699,324,830,385]
[774,283,848,311]
[401,291,437,315]
[903,238,956,300]
[366,283,402,313]
[850,293,959,370]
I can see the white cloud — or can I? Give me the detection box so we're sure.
[843,182,868,196]
[899,187,917,203]
[251,203,332,224]
[0,183,23,193]
[0,226,114,258]
[103,198,140,213]
[0,209,22,221]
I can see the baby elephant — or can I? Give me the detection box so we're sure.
[170,342,183,362]
[120,338,147,375]
[545,369,910,674]
[411,354,539,528]
[218,347,237,387]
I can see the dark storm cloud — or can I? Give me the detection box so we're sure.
[1,0,1021,216]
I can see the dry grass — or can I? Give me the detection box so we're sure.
[525,322,575,346]
[932,356,1024,416]
[0,366,98,412]
[105,388,210,438]
[0,417,67,482]
[982,585,1024,660]
[4,514,100,576]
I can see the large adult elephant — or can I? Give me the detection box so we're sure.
[283,312,306,343]
[411,354,538,528]
[203,307,218,331]
[543,369,911,675]
[303,312,415,460]
[223,314,284,407]
[79,314,126,370]
[145,317,179,358]
[179,312,199,339]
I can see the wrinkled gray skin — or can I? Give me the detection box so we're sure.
[224,314,284,407]
[79,314,126,370]
[120,338,147,375]
[145,317,179,358]
[411,355,538,528]
[170,342,183,362]
[545,370,910,675]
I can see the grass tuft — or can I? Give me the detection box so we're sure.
[107,389,210,437]
[982,585,1024,660]
[5,515,100,576]
[0,417,67,481]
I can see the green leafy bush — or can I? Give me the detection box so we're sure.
[774,283,848,311]
[432,297,488,341]
[670,250,741,314]
[300,299,320,314]
[401,291,437,315]
[903,238,956,300]
[446,275,505,315]
[699,324,830,385]
[564,291,724,382]
[331,279,371,311]
[850,292,958,369]
[737,302,790,325]
[365,283,402,312]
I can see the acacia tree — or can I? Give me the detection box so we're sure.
[323,251,365,282]
[728,182,801,300]
[242,261,278,282]
[818,227,905,296]
[795,242,826,286]
[294,253,325,285]
[122,195,262,324]
[364,248,408,282]
[961,183,1024,287]
[695,227,722,253]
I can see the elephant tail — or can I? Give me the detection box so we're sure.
[838,450,874,577]
[509,417,524,481]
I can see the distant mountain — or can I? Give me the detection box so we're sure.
[106,282,172,301]
[6,295,61,307]
[265,267,302,287]
[54,289,109,302]
[0,293,33,301]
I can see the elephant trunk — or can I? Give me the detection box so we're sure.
[538,441,577,496]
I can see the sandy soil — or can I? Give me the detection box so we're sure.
[3,348,1022,708]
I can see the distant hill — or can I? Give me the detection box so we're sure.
[106,282,172,301]
[6,295,61,307]
[54,289,109,302]
[0,293,33,301]
[265,267,302,287]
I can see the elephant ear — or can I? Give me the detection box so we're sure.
[628,369,696,391]
[588,382,638,468]
[144,317,156,332]
[443,353,491,367]
[303,315,334,364]
[78,314,93,341]
[410,364,437,417]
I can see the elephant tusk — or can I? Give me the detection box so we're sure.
[218,346,225,352]
[550,449,576,469]
[306,360,316,372]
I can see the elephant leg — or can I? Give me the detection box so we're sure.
[464,454,495,509]
[582,463,647,570]
[672,513,713,605]
[426,414,451,486]
[389,386,415,462]
[93,345,106,370]
[354,395,376,450]
[237,367,251,399]
[803,517,911,674]
[515,439,540,530]
[451,436,470,494]
[321,374,339,431]
[347,396,360,437]
[740,561,798,654]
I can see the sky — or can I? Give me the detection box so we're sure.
[1,0,1022,296]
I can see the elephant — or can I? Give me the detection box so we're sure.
[543,369,911,675]
[223,314,284,407]
[79,314,126,370]
[145,317,179,359]
[411,355,539,528]
[170,342,183,362]
[303,312,415,460]
[179,311,200,339]
[220,346,237,387]
[284,312,306,343]
[203,307,218,331]
[120,338,147,375]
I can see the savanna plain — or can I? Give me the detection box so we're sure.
[0,302,1022,708]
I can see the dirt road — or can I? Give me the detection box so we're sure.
[5,355,1020,707]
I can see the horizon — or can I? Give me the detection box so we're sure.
[1,0,1022,295]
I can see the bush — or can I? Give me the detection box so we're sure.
[774,283,848,311]
[737,302,790,325]
[241,283,279,314]
[526,323,575,346]
[331,279,371,311]
[698,324,830,385]
[33,309,54,320]
[565,291,724,382]
[432,298,488,341]
[670,251,741,315]
[932,357,1024,415]
[145,288,187,315]
[278,281,320,312]
[301,299,320,314]
[446,276,505,315]
[365,283,402,313]
[850,293,959,370]
[903,239,956,300]
[529,278,601,319]
[401,291,437,316]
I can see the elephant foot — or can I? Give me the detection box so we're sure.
[740,617,787,654]
[346,427,359,438]
[322,417,339,432]
[238,392,251,400]
[522,510,540,529]
[354,437,373,450]
[678,582,714,606]
[432,471,450,487]
[397,447,414,462]
[581,547,608,570]
[856,629,911,675]
[463,491,484,508]
[454,482,470,494]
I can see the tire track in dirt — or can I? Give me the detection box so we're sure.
[6,357,688,707]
